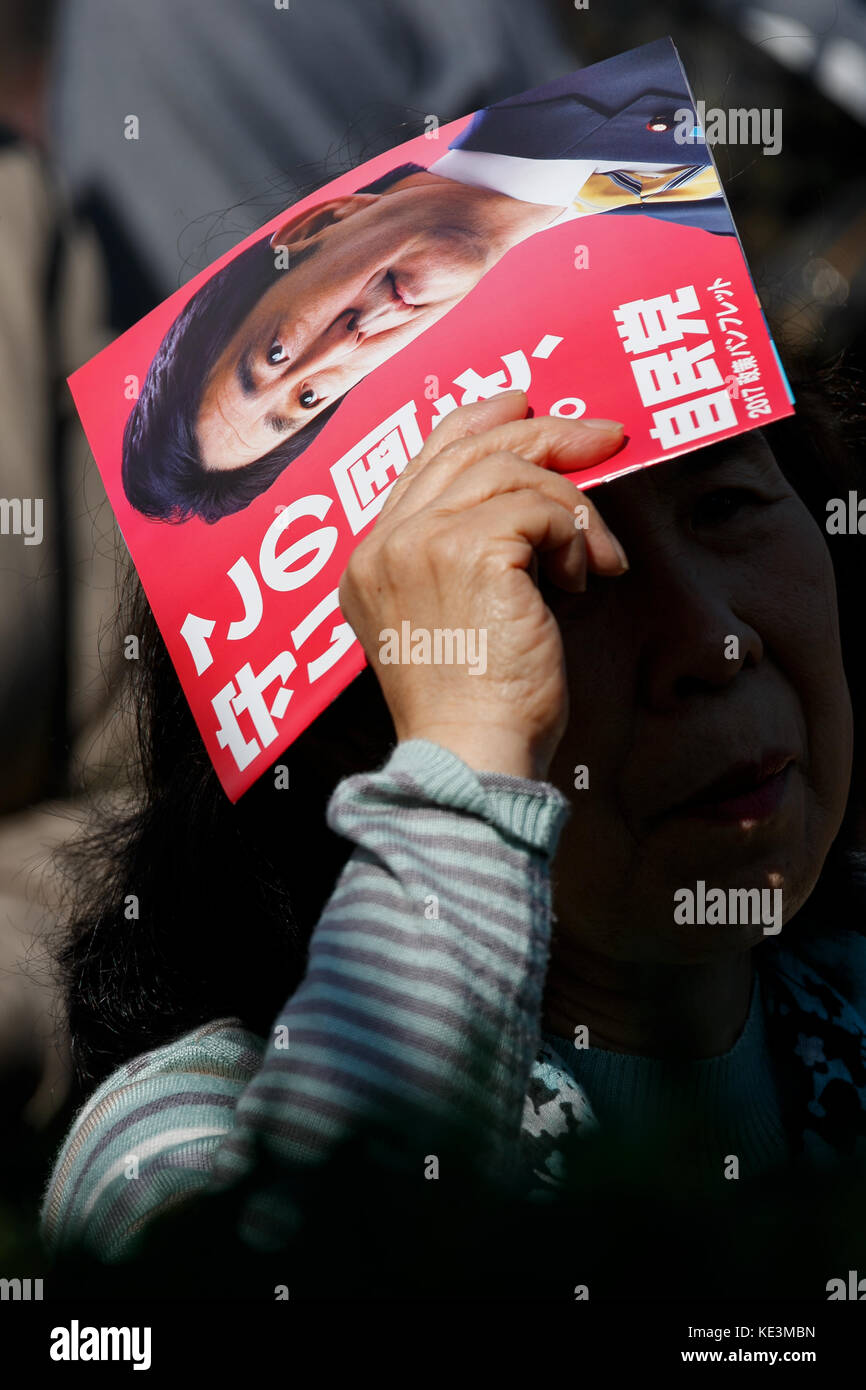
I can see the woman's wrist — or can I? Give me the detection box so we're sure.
[386,735,571,854]
[396,723,551,781]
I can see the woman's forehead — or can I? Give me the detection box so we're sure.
[602,428,780,505]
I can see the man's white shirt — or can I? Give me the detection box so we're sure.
[428,148,707,224]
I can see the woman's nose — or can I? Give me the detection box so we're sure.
[638,565,763,711]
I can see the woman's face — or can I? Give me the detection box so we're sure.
[545,430,853,964]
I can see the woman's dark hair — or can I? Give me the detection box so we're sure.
[121,162,426,525]
[58,571,397,1100]
[58,359,866,1102]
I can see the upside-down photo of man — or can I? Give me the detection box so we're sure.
[121,39,727,525]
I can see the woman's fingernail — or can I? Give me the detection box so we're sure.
[583,419,624,433]
[611,536,629,570]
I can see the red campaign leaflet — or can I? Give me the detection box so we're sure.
[69,36,795,801]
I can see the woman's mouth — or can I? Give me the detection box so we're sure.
[672,755,795,826]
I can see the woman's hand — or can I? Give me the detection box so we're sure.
[338,390,628,780]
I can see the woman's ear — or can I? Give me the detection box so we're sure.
[268,194,379,249]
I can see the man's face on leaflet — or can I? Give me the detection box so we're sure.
[196,183,502,472]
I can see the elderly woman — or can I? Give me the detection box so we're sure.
[40,390,865,1266]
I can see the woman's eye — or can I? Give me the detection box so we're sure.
[692,487,758,527]
[299,386,319,409]
[267,341,288,365]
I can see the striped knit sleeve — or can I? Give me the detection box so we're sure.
[41,738,570,1260]
[40,1022,265,1261]
[209,739,570,1246]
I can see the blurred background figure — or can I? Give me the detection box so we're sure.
[0,0,863,1272]
[0,0,123,1276]
[0,0,117,1126]
[50,0,572,328]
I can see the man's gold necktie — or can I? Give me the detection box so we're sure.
[573,165,721,213]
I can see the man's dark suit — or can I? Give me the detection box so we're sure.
[450,38,731,236]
